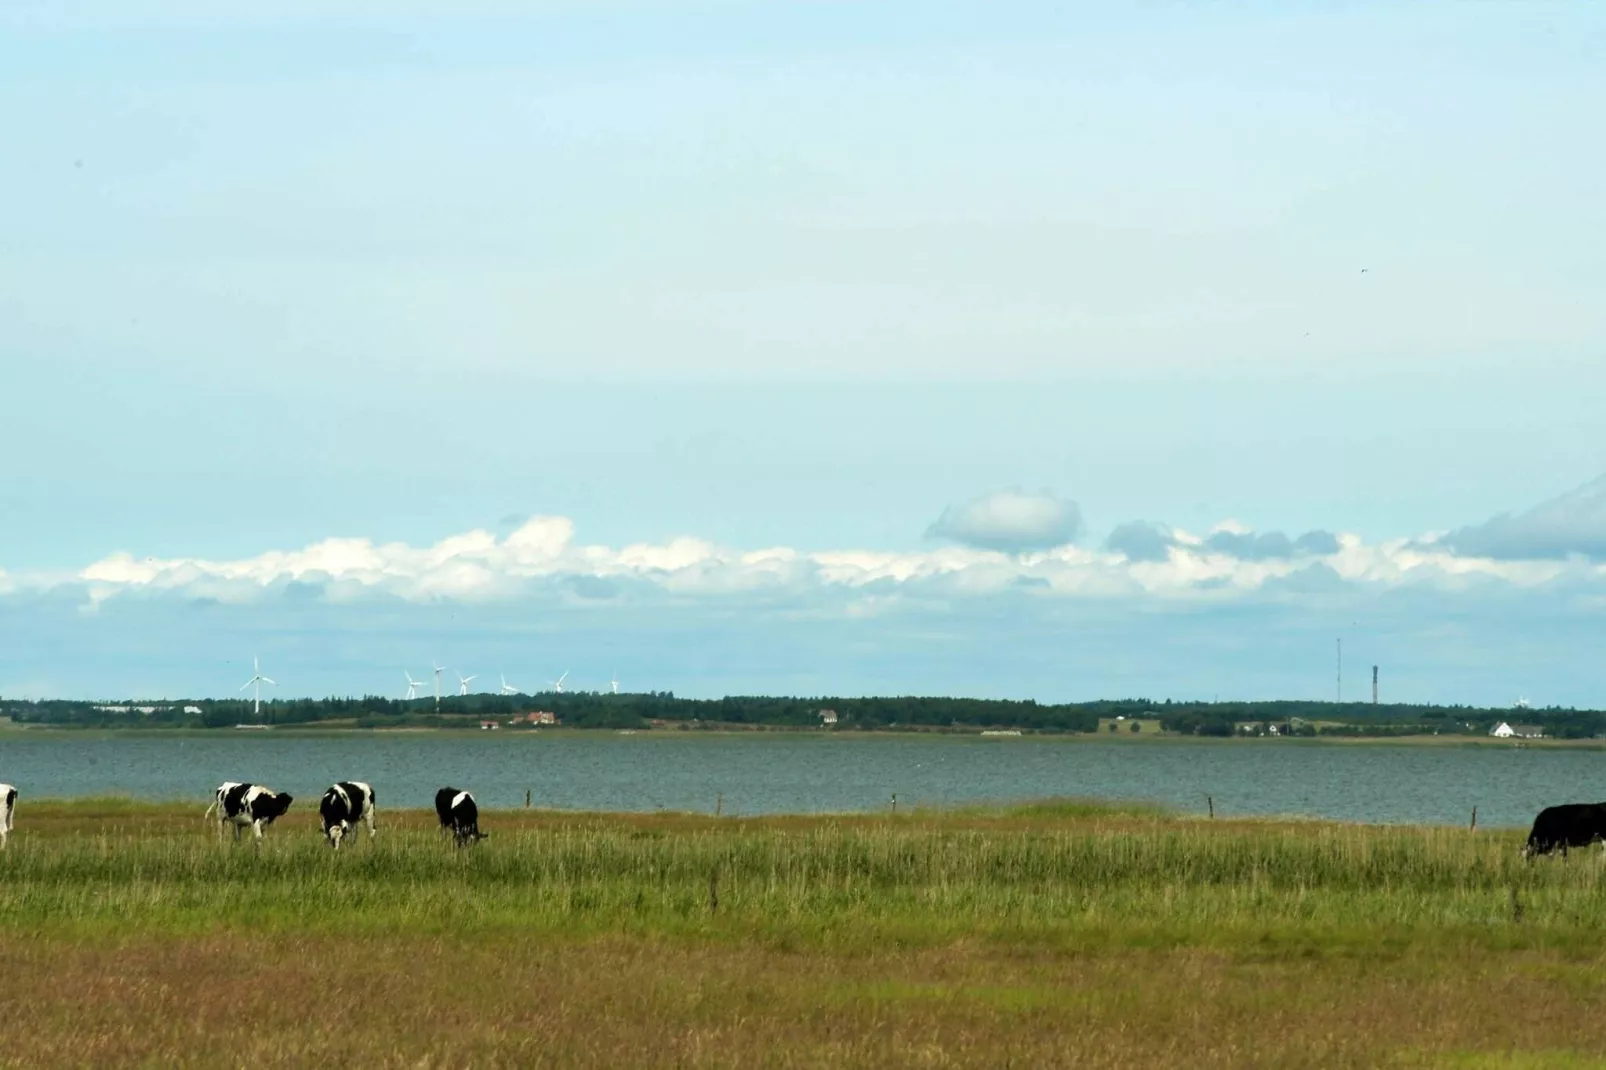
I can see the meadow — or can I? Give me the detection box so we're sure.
[2,798,1605,1067]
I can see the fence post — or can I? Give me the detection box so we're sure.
[1207,795,1214,820]
[1470,806,1477,831]
[525,789,531,809]
[716,793,723,817]
[892,793,897,814]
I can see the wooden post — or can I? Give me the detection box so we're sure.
[1470,806,1477,831]
[716,793,723,817]
[1207,795,1214,820]
[525,789,531,809]
[891,793,898,814]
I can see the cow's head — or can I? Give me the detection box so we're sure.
[259,792,294,822]
[325,820,349,848]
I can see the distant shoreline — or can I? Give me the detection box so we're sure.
[1,723,1600,749]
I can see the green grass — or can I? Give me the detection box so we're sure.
[3,799,1606,1067]
[0,797,1582,947]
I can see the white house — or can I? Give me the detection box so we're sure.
[818,709,838,727]
[1491,722,1545,739]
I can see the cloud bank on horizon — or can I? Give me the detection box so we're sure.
[3,478,1602,607]
[4,477,1605,706]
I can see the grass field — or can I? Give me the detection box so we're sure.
[1,798,1604,1067]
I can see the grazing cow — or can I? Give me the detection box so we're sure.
[0,785,14,849]
[1524,803,1606,859]
[319,781,377,849]
[434,786,459,835]
[435,787,486,846]
[205,781,294,842]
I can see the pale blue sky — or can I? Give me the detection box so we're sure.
[3,2,1603,703]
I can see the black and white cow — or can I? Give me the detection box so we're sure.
[435,786,486,846]
[0,784,15,849]
[319,781,377,849]
[206,781,294,842]
[1524,803,1606,859]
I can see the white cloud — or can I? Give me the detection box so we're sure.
[1,507,1591,615]
[926,489,1083,553]
[11,502,1606,705]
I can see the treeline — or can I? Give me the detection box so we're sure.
[3,694,1600,737]
[1155,700,1606,739]
[1,693,1101,733]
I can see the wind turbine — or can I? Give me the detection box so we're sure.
[499,674,519,695]
[549,670,569,694]
[239,656,275,718]
[610,669,620,695]
[404,671,427,700]
[457,671,477,696]
[433,662,445,708]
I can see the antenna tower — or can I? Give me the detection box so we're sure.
[1372,665,1379,705]
[1336,638,1342,704]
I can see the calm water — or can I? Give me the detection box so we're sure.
[0,733,1596,828]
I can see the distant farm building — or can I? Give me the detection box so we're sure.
[479,720,500,730]
[1491,722,1545,739]
[512,711,558,726]
[818,709,839,726]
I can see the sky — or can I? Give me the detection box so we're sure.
[2,2,1604,705]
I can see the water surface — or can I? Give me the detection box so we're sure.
[0,732,1593,827]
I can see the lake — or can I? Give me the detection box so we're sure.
[0,732,1596,827]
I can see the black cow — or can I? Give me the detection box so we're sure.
[206,782,294,842]
[435,787,486,846]
[319,781,377,849]
[1524,803,1606,859]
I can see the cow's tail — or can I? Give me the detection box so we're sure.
[203,795,218,824]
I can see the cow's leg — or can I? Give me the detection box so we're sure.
[365,804,377,838]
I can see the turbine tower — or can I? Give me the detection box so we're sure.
[549,670,569,694]
[457,671,477,696]
[433,662,444,708]
[404,671,427,700]
[239,656,275,718]
[610,669,620,696]
[499,674,518,695]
